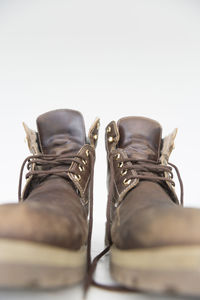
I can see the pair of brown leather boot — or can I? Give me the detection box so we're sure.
[1,109,200,296]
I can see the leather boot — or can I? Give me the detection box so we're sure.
[105,116,200,296]
[0,109,99,288]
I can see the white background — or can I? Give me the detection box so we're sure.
[0,0,200,299]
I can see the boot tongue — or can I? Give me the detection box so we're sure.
[36,109,86,155]
[117,117,162,161]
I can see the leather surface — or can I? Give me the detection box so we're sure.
[0,109,94,250]
[117,116,162,160]
[108,117,200,249]
[37,109,86,155]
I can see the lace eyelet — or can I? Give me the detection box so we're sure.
[123,178,131,185]
[107,126,111,133]
[74,174,81,181]
[121,169,127,176]
[118,162,123,168]
[86,149,90,156]
[108,136,114,143]
[82,159,87,165]
[115,153,120,160]
[79,165,85,172]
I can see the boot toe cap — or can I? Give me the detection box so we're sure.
[111,205,200,249]
[0,202,87,250]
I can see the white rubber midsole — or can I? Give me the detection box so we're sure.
[111,245,200,271]
[0,239,86,267]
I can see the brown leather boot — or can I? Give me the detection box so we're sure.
[0,109,99,289]
[105,116,200,296]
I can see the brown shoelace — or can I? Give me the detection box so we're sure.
[18,152,95,273]
[18,152,184,295]
[18,153,90,201]
[84,154,184,295]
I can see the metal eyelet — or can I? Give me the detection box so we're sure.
[79,165,85,172]
[115,153,120,160]
[86,149,90,156]
[108,136,114,143]
[123,178,131,185]
[118,162,123,168]
[74,174,81,181]
[82,159,87,165]
[107,126,111,133]
[121,169,127,176]
[93,134,98,140]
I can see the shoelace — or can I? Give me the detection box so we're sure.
[84,154,184,295]
[18,152,95,274]
[18,152,184,295]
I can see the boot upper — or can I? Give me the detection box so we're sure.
[0,109,99,250]
[106,116,200,250]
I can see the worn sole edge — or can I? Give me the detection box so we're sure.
[110,245,200,295]
[111,245,200,270]
[0,239,86,288]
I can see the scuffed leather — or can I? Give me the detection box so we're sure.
[0,109,97,250]
[117,116,162,160]
[37,109,86,155]
[107,116,200,249]
[68,144,95,202]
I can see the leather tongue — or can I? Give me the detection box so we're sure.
[117,117,162,161]
[36,109,86,155]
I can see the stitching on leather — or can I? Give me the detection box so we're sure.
[114,179,120,197]
[68,144,95,198]
[116,149,139,202]
[83,174,91,194]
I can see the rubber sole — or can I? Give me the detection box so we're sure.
[0,239,86,289]
[110,245,200,296]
